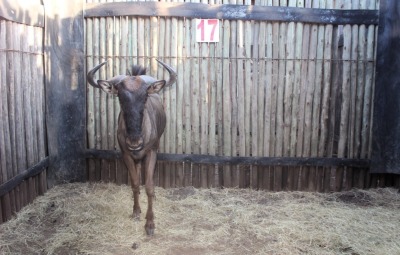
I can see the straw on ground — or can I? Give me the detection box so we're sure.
[0,183,399,255]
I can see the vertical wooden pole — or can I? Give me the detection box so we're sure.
[243,0,252,188]
[208,0,219,187]
[271,0,281,191]
[277,0,285,191]
[263,0,273,190]
[35,24,47,195]
[230,0,239,188]
[176,6,185,187]
[353,0,366,189]
[291,0,304,190]
[321,1,333,192]
[222,0,232,187]
[6,21,18,214]
[0,20,12,222]
[182,15,192,187]
[190,0,201,188]
[214,0,224,188]
[44,0,86,187]
[337,1,352,191]
[371,0,400,175]
[285,0,296,190]
[86,0,96,182]
[199,0,210,188]
[250,0,260,189]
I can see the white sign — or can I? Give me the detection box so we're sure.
[196,19,219,43]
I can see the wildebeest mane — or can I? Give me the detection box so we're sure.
[130,65,147,76]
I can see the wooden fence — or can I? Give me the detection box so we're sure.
[84,0,400,191]
[0,0,48,223]
[1,0,400,224]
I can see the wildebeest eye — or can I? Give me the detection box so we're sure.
[112,82,122,96]
[115,82,122,88]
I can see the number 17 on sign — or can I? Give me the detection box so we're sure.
[196,19,219,43]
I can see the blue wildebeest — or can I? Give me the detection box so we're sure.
[87,60,176,235]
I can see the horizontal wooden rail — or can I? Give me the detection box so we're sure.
[84,2,378,25]
[0,157,49,197]
[85,149,370,168]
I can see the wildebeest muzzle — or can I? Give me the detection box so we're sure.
[126,135,144,151]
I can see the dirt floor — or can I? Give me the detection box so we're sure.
[0,183,399,255]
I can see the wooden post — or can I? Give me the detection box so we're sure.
[371,0,400,175]
[44,0,86,187]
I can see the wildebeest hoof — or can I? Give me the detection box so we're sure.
[145,223,155,236]
[132,208,142,220]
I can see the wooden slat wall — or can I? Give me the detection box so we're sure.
[85,0,389,191]
[0,20,47,223]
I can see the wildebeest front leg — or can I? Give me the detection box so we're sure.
[144,150,157,235]
[123,153,141,219]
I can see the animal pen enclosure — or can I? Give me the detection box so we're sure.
[84,0,391,191]
[1,0,400,225]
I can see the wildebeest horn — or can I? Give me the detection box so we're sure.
[156,59,177,87]
[87,61,107,88]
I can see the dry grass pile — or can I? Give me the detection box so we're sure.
[0,183,399,255]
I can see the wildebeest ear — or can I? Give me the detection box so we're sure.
[147,80,166,94]
[98,80,118,94]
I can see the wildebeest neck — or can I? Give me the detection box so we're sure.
[118,87,147,141]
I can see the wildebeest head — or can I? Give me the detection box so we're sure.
[87,60,176,151]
